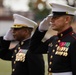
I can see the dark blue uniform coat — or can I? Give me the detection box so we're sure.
[0,37,44,75]
[29,27,76,75]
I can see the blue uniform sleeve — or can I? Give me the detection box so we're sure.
[0,36,14,60]
[29,27,48,54]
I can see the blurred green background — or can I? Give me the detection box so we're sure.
[0,59,11,75]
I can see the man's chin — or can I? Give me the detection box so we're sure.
[52,27,57,31]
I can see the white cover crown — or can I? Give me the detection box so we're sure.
[49,3,76,15]
[12,14,37,28]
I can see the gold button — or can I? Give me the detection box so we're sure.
[61,34,63,36]
[52,49,55,52]
[21,42,24,45]
[14,50,17,53]
[49,62,52,65]
[12,69,15,72]
[14,61,16,64]
[18,47,20,50]
[50,55,53,58]
[55,44,58,47]
[49,68,51,71]
[12,56,14,58]
[58,40,60,42]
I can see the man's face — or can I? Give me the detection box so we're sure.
[51,15,67,32]
[12,28,27,41]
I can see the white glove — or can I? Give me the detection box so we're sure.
[39,14,52,31]
[3,29,15,41]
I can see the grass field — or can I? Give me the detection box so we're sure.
[0,54,48,75]
[0,59,11,75]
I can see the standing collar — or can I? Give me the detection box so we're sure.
[57,27,73,38]
[19,37,31,45]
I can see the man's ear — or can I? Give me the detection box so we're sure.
[24,29,28,34]
[65,16,71,23]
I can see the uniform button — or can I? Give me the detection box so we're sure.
[52,49,55,52]
[61,34,63,37]
[12,56,14,58]
[12,69,15,72]
[14,50,17,53]
[49,68,51,71]
[49,62,52,65]
[18,47,20,50]
[50,55,53,58]
[58,40,60,42]
[55,44,58,47]
[14,61,16,64]
[21,42,24,45]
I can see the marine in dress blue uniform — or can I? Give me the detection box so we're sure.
[0,14,45,75]
[29,3,76,75]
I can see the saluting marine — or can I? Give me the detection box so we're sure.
[0,14,45,75]
[29,3,76,75]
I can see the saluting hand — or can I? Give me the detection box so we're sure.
[3,29,15,41]
[38,14,52,32]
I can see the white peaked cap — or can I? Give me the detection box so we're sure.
[49,0,67,5]
[12,14,37,28]
[49,2,76,16]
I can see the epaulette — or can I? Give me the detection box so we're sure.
[71,32,76,39]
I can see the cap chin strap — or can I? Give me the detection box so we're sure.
[11,24,28,28]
